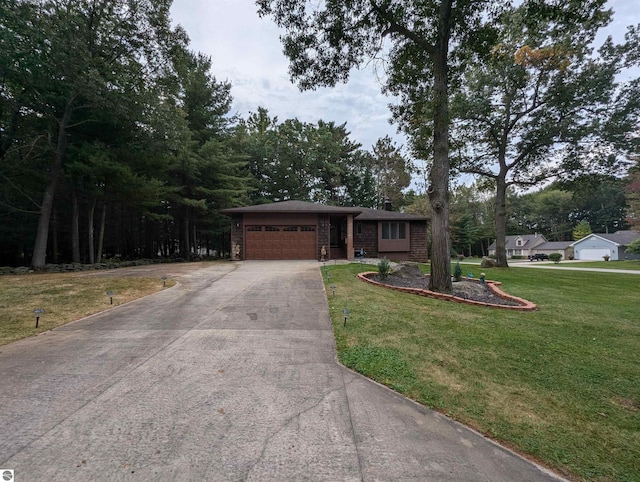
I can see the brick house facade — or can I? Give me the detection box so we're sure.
[222,200,428,262]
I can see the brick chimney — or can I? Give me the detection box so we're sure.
[383,199,393,211]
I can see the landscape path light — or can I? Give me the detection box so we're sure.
[343,308,350,327]
[33,308,45,328]
[106,291,114,305]
[331,285,336,297]
[162,276,167,287]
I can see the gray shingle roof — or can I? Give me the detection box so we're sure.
[585,230,640,246]
[354,207,427,221]
[221,200,428,221]
[221,200,362,215]
[536,241,572,250]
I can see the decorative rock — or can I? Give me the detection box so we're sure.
[480,257,497,268]
[390,263,425,280]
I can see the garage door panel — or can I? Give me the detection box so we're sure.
[245,226,317,260]
[579,248,611,260]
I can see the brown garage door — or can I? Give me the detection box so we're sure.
[245,226,317,260]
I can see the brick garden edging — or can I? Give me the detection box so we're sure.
[357,272,537,311]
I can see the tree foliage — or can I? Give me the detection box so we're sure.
[448,2,639,266]
[626,237,640,255]
[0,0,252,266]
[257,0,511,292]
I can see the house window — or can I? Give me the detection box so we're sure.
[381,222,407,240]
[356,223,362,235]
[516,238,523,247]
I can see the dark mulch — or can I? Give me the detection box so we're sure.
[369,272,521,307]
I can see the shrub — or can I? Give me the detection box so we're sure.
[453,262,462,282]
[549,253,562,264]
[627,237,640,255]
[511,255,523,260]
[377,257,391,279]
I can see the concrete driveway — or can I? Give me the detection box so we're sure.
[0,261,562,481]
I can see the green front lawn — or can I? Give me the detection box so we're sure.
[325,264,640,481]
[552,260,640,271]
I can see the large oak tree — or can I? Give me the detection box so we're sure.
[448,3,639,266]
[257,0,508,292]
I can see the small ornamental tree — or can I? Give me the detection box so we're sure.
[573,220,592,241]
[453,262,463,282]
[377,258,391,280]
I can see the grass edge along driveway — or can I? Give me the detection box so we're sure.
[324,263,639,482]
[0,273,175,346]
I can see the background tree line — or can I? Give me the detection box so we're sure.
[405,171,638,258]
[2,0,639,280]
[0,0,413,268]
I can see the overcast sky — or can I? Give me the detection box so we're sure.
[170,0,639,157]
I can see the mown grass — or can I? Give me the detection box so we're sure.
[325,263,640,481]
[551,260,640,271]
[0,273,175,346]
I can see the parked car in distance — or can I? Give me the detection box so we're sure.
[528,253,549,261]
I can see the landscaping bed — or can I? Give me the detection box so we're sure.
[359,263,535,310]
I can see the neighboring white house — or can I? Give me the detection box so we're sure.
[488,234,548,258]
[571,230,640,261]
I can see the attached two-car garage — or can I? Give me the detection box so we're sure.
[576,248,611,261]
[244,225,317,260]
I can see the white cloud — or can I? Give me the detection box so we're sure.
[170,0,403,151]
[170,0,640,172]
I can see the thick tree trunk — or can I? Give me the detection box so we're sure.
[494,178,509,268]
[96,202,106,263]
[181,208,190,259]
[192,222,197,256]
[51,208,59,264]
[31,101,74,269]
[87,197,96,264]
[428,2,453,293]
[71,192,80,263]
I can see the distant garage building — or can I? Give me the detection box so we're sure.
[571,230,640,261]
[221,200,428,262]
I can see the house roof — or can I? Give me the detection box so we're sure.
[488,234,548,250]
[221,200,362,215]
[354,207,427,221]
[536,241,573,250]
[221,200,428,221]
[571,230,640,247]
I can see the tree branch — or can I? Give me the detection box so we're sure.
[369,1,435,56]
[459,165,497,178]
